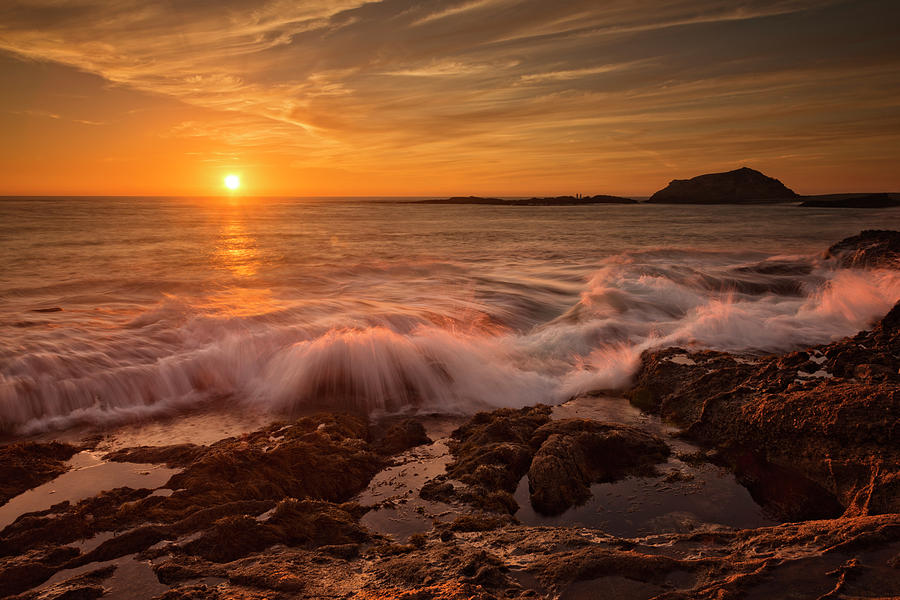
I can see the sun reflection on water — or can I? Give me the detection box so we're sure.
[216,217,260,278]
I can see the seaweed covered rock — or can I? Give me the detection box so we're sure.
[372,419,431,455]
[0,441,79,505]
[433,405,553,512]
[527,420,670,515]
[626,302,900,517]
[0,413,391,594]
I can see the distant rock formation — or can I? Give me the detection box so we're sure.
[417,195,637,206]
[646,167,798,204]
[799,193,900,208]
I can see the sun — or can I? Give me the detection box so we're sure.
[224,174,240,190]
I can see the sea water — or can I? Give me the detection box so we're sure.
[3,196,900,435]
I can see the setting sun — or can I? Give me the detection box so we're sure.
[224,174,240,191]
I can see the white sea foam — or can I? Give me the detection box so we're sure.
[4,251,899,434]
[4,198,900,434]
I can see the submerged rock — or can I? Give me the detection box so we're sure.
[646,166,798,204]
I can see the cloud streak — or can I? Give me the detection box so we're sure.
[1,0,898,194]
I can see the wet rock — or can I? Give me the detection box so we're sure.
[0,441,79,504]
[825,229,900,268]
[626,301,900,517]
[1,413,388,595]
[7,565,115,600]
[182,515,279,563]
[419,480,455,503]
[441,406,552,512]
[527,420,670,515]
[103,444,204,468]
[153,555,224,584]
[441,513,517,533]
[165,413,383,504]
[374,419,431,456]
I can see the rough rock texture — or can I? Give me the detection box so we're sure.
[825,229,900,268]
[0,441,79,505]
[7,565,115,600]
[372,419,431,456]
[0,413,401,597]
[628,302,900,518]
[646,167,798,204]
[63,513,900,600]
[527,420,670,515]
[436,405,553,513]
[422,407,670,516]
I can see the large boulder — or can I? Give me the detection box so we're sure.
[646,167,798,204]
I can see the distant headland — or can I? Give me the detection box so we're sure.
[415,195,637,206]
[419,167,898,207]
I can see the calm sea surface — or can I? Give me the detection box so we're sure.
[3,197,900,434]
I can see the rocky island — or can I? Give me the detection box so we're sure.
[1,231,899,599]
[647,167,799,204]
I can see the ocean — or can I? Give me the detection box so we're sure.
[3,196,900,436]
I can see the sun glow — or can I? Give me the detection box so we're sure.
[224,174,240,190]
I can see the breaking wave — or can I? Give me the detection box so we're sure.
[3,250,900,434]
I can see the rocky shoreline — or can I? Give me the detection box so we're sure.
[2,231,899,599]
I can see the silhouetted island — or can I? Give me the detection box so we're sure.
[799,193,900,208]
[417,195,637,205]
[647,166,798,204]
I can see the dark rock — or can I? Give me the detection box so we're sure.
[527,420,670,515]
[103,444,204,468]
[6,565,115,600]
[800,193,900,208]
[646,167,798,204]
[374,419,431,455]
[442,513,517,532]
[825,230,900,268]
[416,195,637,206]
[443,406,552,513]
[626,301,900,517]
[0,441,79,504]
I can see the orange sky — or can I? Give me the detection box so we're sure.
[1,0,898,197]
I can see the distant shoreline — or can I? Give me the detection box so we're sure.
[408,192,900,207]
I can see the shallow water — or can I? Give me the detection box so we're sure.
[0,450,178,529]
[3,197,900,434]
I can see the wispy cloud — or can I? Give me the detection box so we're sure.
[0,0,898,194]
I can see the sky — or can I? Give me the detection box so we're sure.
[1,0,898,197]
